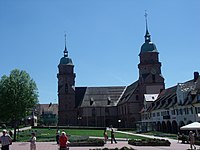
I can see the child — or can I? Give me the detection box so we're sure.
[103,129,108,144]
[30,132,36,150]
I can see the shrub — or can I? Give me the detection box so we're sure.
[1,124,6,129]
[128,138,171,146]
[69,138,104,146]
[90,147,135,150]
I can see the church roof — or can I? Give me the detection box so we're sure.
[150,86,177,111]
[76,86,126,107]
[60,57,73,65]
[149,75,200,111]
[140,42,157,54]
[36,103,58,115]
[118,81,139,104]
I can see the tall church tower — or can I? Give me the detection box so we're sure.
[138,12,165,94]
[57,35,76,125]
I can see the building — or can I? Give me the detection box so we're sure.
[140,72,200,133]
[57,14,165,128]
[36,103,58,126]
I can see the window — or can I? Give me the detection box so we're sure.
[195,107,198,114]
[171,109,175,115]
[179,109,183,115]
[191,107,193,114]
[152,75,155,82]
[184,108,187,114]
[176,109,179,115]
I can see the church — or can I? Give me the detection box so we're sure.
[57,15,165,128]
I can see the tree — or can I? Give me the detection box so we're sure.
[0,69,38,141]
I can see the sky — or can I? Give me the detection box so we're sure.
[0,0,200,104]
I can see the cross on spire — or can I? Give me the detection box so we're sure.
[64,33,68,57]
[144,10,151,42]
[144,10,149,34]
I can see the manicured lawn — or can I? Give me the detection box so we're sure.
[16,128,148,142]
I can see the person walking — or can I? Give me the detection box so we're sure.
[110,128,117,144]
[8,130,13,138]
[189,131,196,150]
[177,132,180,143]
[59,131,69,150]
[56,129,60,144]
[103,129,108,144]
[29,132,36,150]
[0,129,12,150]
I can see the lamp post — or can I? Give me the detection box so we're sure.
[87,107,89,126]
[78,116,82,126]
[118,119,121,128]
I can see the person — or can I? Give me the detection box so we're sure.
[8,130,13,138]
[110,128,117,144]
[59,131,69,150]
[177,132,180,143]
[29,132,36,150]
[103,129,108,144]
[56,129,60,144]
[189,131,196,150]
[0,129,12,150]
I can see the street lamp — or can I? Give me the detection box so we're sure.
[78,116,82,126]
[118,119,121,128]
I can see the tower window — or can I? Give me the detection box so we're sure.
[152,75,155,82]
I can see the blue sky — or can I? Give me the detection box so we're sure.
[0,0,200,104]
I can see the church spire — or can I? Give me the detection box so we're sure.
[144,10,151,43]
[64,33,68,57]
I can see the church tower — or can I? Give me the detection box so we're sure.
[57,35,76,125]
[138,12,165,94]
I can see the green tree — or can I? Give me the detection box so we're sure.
[0,69,38,141]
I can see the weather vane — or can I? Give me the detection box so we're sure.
[64,31,67,46]
[64,31,68,57]
[144,10,148,24]
[144,10,149,34]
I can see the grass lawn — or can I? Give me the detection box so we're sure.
[16,128,148,142]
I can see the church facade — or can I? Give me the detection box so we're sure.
[57,19,165,128]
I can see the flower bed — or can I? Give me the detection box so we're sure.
[128,138,171,146]
[69,138,104,146]
[90,147,135,150]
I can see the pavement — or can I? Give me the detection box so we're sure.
[8,140,199,150]
[1,128,199,150]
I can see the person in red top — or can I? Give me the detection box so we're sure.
[59,131,68,150]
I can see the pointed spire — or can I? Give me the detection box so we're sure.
[64,33,68,57]
[144,10,151,43]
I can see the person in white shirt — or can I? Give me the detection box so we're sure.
[0,129,12,150]
[29,132,36,150]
